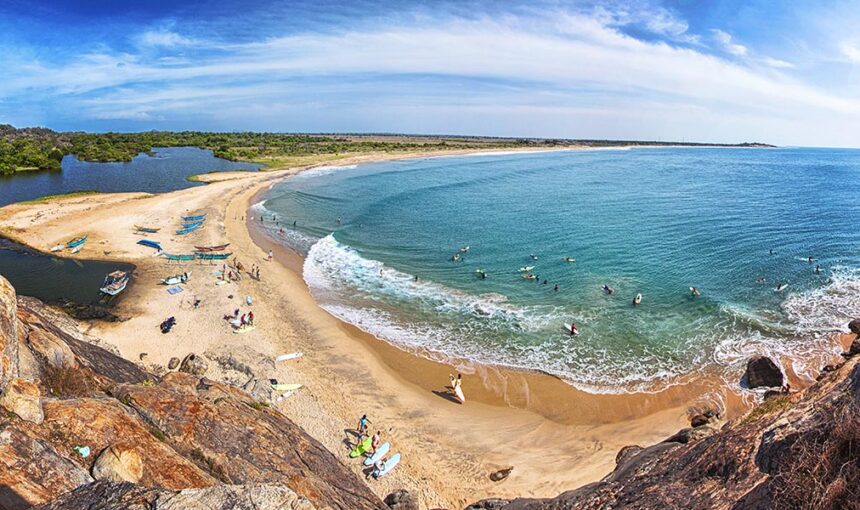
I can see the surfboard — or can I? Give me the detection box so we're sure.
[276,352,304,362]
[364,442,391,466]
[272,383,302,392]
[563,323,579,335]
[373,452,401,478]
[233,325,256,334]
[450,375,466,404]
[518,266,535,272]
[349,435,373,458]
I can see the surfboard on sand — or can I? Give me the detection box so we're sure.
[276,352,304,362]
[373,452,401,478]
[450,375,466,404]
[349,436,373,458]
[272,383,302,392]
[364,442,391,466]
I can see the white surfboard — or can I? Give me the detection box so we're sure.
[563,323,580,335]
[276,352,304,362]
[373,452,401,478]
[364,442,391,466]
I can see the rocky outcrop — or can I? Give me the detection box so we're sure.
[384,489,419,510]
[0,377,44,423]
[744,355,784,388]
[179,353,209,376]
[848,318,860,336]
[0,275,19,389]
[0,276,386,510]
[469,358,860,510]
[32,481,316,510]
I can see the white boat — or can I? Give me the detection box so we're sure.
[161,271,191,285]
[100,271,130,296]
[49,244,65,252]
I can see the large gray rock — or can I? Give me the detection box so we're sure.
[32,481,316,510]
[744,356,784,388]
[179,353,209,376]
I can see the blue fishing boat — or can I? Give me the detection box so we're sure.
[162,253,196,262]
[136,239,162,251]
[67,235,88,248]
[196,252,233,261]
[181,220,205,229]
[176,224,202,235]
[181,213,206,221]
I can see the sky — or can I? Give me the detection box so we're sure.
[2,0,860,146]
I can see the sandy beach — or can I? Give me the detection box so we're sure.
[1,151,851,509]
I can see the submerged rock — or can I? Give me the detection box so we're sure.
[744,355,784,388]
[167,357,180,370]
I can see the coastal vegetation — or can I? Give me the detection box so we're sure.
[0,123,774,174]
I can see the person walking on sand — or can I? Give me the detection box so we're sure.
[255,267,261,280]
[357,414,371,437]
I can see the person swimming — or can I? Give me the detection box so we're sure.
[808,256,814,263]
[756,277,766,284]
[569,323,578,336]
[632,293,642,305]
[530,254,538,260]
[814,265,822,274]
[553,284,559,292]
[451,253,461,262]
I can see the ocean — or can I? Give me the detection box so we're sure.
[255,147,860,394]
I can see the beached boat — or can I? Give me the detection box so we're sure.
[137,239,162,251]
[66,235,88,248]
[181,213,206,221]
[161,271,191,285]
[175,224,202,235]
[100,270,129,296]
[196,252,232,261]
[134,225,160,233]
[162,253,196,262]
[194,243,230,252]
[49,244,65,252]
[181,220,205,229]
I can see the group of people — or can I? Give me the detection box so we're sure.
[355,415,397,479]
[248,263,262,280]
[227,308,254,328]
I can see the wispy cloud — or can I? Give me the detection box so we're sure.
[841,42,860,63]
[761,56,795,69]
[711,29,748,56]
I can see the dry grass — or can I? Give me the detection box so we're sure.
[42,365,96,398]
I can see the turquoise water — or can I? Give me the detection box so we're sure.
[257,148,860,393]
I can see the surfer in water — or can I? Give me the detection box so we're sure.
[603,284,614,295]
[808,256,814,263]
[554,284,559,292]
[690,287,701,297]
[814,265,822,274]
[633,293,642,306]
[570,323,578,336]
[756,277,766,284]
[530,254,538,260]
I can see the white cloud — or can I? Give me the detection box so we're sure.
[711,29,748,56]
[137,30,195,48]
[761,56,795,69]
[841,43,860,63]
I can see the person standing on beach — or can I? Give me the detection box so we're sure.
[267,250,273,261]
[255,267,261,280]
[357,414,371,437]
[371,431,382,453]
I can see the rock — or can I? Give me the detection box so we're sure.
[849,319,860,335]
[615,445,643,465]
[0,275,19,391]
[663,425,717,445]
[384,489,419,510]
[139,353,148,361]
[27,328,77,369]
[690,414,709,427]
[59,301,120,322]
[32,481,317,510]
[0,427,94,508]
[1,377,44,424]
[179,353,209,376]
[92,445,144,483]
[744,356,784,388]
[844,338,860,357]
[167,357,180,370]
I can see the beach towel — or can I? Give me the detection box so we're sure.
[167,286,184,295]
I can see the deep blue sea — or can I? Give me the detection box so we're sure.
[257,147,860,393]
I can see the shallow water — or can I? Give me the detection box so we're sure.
[0,146,261,207]
[258,148,860,393]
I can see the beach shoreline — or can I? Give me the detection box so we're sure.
[0,146,849,508]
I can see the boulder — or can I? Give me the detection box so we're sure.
[848,319,860,336]
[844,338,860,358]
[167,357,180,370]
[91,445,144,483]
[615,445,643,465]
[384,490,419,510]
[664,426,717,445]
[744,356,783,388]
[1,377,44,424]
[690,414,709,427]
[32,481,317,510]
[0,275,19,391]
[179,353,209,376]
[27,328,77,369]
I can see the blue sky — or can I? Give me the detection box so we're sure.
[2,0,860,146]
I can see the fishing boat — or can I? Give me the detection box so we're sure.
[137,239,162,251]
[100,270,130,296]
[181,213,206,221]
[194,243,230,252]
[175,224,202,235]
[162,253,196,262]
[49,244,65,252]
[196,252,233,261]
[67,235,88,248]
[134,225,160,233]
[181,220,205,229]
[161,271,191,285]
